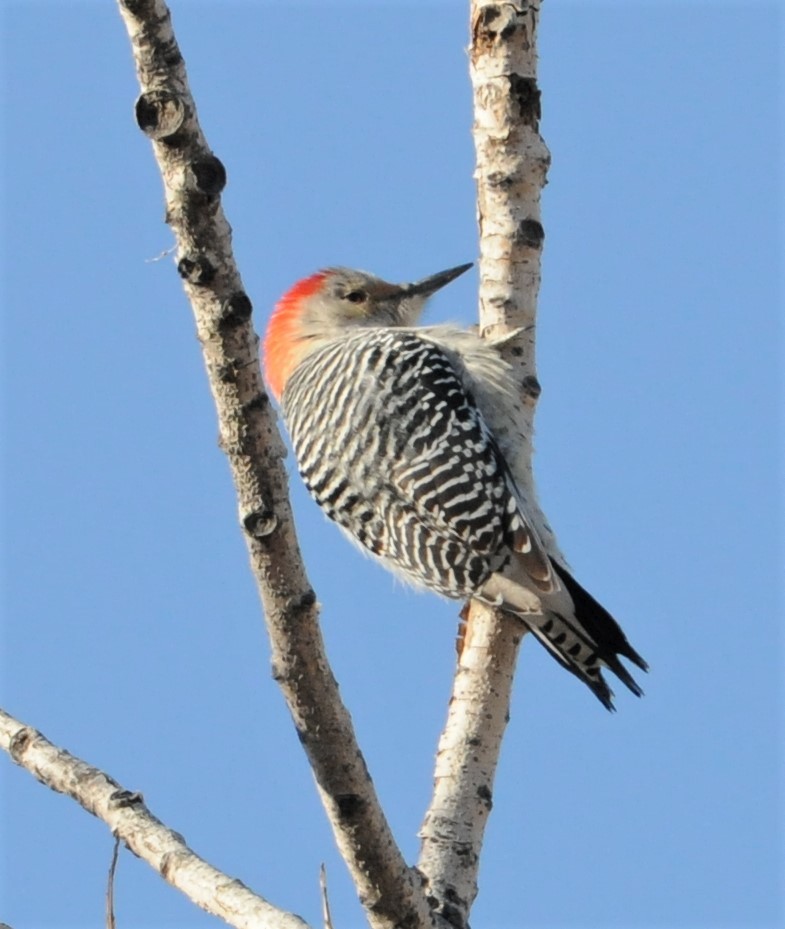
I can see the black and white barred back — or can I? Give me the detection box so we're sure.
[282,329,522,598]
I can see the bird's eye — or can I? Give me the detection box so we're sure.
[344,290,367,304]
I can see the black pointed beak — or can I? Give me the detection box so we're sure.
[404,262,473,298]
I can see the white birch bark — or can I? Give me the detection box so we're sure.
[3,3,549,927]
[0,708,309,929]
[111,3,434,928]
[417,3,550,926]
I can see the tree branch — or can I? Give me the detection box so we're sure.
[6,4,549,927]
[417,3,550,925]
[114,2,433,927]
[0,707,309,929]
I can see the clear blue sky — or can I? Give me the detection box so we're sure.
[1,2,782,928]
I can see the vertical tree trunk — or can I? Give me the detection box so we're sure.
[417,3,550,927]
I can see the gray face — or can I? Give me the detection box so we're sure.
[298,262,472,338]
[303,268,427,333]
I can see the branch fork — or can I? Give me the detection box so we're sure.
[2,3,549,927]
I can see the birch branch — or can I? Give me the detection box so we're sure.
[114,3,432,927]
[0,707,309,929]
[417,3,550,926]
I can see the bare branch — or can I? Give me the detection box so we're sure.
[417,2,550,924]
[6,3,550,926]
[0,707,309,929]
[418,607,523,926]
[470,0,553,548]
[112,2,432,927]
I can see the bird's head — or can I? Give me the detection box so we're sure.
[263,262,472,400]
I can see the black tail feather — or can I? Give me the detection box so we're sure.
[551,561,648,672]
[522,562,648,710]
[520,619,618,710]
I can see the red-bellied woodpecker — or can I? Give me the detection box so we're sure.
[263,263,647,709]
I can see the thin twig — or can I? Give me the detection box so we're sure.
[144,244,176,263]
[106,836,120,929]
[319,864,334,929]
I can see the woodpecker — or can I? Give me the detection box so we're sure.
[263,263,647,709]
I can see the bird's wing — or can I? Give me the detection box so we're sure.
[284,330,648,708]
[284,329,553,596]
[367,332,554,594]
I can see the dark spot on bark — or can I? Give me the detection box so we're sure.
[177,255,215,285]
[9,728,33,760]
[108,789,143,809]
[241,393,269,415]
[243,509,278,538]
[159,128,189,149]
[508,74,541,127]
[190,155,227,196]
[522,374,541,398]
[219,292,253,328]
[477,784,493,809]
[474,6,525,56]
[159,40,183,71]
[487,171,515,190]
[160,852,176,879]
[336,794,364,820]
[479,5,500,26]
[441,902,467,929]
[215,362,237,384]
[474,5,505,54]
[213,358,245,384]
[134,91,185,140]
[515,218,545,249]
[298,589,317,611]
